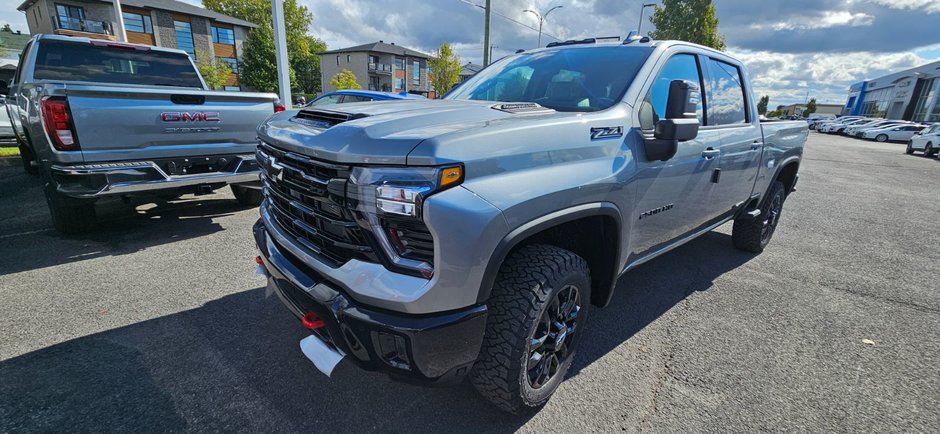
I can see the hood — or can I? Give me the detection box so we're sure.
[256,99,564,165]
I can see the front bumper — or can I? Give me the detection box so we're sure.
[254,220,487,384]
[50,154,260,198]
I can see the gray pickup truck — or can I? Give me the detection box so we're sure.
[4,35,279,233]
[252,37,807,413]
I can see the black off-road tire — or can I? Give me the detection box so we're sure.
[43,179,96,234]
[905,141,914,154]
[231,184,262,206]
[19,144,39,176]
[732,180,786,253]
[470,244,592,414]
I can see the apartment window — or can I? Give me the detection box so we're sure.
[394,78,404,90]
[219,57,238,74]
[412,60,420,84]
[123,12,152,34]
[55,4,84,30]
[211,26,235,45]
[394,57,404,70]
[174,20,195,58]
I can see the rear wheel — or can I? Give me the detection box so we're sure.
[470,244,591,414]
[231,184,262,206]
[875,134,888,143]
[732,181,786,253]
[19,144,39,176]
[43,177,96,234]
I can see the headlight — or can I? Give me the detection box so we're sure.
[348,165,464,278]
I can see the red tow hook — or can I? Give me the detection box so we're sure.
[302,312,326,330]
[255,256,264,265]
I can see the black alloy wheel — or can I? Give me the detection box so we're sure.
[526,285,581,389]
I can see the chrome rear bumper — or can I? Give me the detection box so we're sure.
[50,154,260,198]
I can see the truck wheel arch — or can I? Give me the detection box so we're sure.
[774,157,800,196]
[477,202,623,308]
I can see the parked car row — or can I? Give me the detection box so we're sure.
[810,115,940,158]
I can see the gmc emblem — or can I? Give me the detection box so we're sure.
[161,112,221,122]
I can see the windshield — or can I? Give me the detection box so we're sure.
[445,46,653,112]
[33,40,203,88]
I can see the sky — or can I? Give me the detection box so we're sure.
[2,0,939,106]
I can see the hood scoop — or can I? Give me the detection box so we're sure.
[490,102,554,114]
[293,109,369,129]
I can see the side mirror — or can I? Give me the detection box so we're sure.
[645,80,701,161]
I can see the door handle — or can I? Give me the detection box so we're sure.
[702,148,720,159]
[751,140,763,150]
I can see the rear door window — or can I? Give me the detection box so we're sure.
[32,39,202,88]
[703,58,748,125]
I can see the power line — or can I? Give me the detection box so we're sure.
[459,0,563,42]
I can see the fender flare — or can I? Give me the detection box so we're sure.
[475,202,623,304]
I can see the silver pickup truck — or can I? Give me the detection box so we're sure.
[4,35,279,233]
[252,37,808,413]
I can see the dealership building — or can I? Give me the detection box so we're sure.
[843,60,940,122]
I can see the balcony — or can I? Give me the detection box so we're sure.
[368,63,392,75]
[53,17,116,41]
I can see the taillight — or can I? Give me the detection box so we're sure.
[41,97,79,151]
[274,103,286,113]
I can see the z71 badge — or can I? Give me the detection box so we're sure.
[590,126,623,140]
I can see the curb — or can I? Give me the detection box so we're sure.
[0,156,19,167]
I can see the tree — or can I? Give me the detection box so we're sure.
[293,36,327,94]
[802,98,817,118]
[195,50,233,89]
[1,24,12,32]
[202,0,326,93]
[757,95,770,115]
[238,24,294,92]
[648,0,726,50]
[428,42,461,95]
[330,69,361,90]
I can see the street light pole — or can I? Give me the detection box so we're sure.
[637,3,657,36]
[524,5,563,48]
[271,0,291,106]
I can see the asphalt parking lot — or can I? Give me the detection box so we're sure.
[1,132,938,433]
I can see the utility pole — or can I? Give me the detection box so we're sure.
[524,5,563,48]
[637,3,657,36]
[112,0,127,42]
[271,0,291,106]
[483,0,491,66]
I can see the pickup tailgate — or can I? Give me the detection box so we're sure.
[57,85,277,162]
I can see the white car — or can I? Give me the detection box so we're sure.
[847,121,910,137]
[820,118,871,133]
[815,116,863,131]
[906,124,940,156]
[863,124,928,142]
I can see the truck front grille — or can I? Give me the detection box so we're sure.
[257,142,373,266]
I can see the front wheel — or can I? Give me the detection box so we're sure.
[875,134,888,143]
[732,181,786,253]
[905,142,915,154]
[231,184,262,206]
[470,244,591,414]
[925,143,936,157]
[19,144,39,176]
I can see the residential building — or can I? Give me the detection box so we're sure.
[0,27,32,85]
[16,0,257,90]
[843,60,940,122]
[320,41,435,98]
[458,62,483,84]
[779,103,842,117]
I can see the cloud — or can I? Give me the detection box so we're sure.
[863,0,940,13]
[751,11,875,31]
